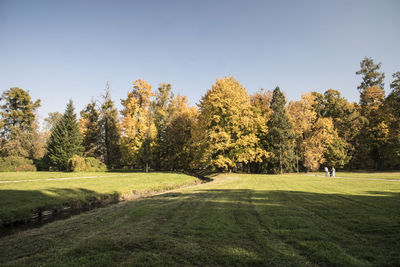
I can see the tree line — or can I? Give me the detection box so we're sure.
[1,57,399,173]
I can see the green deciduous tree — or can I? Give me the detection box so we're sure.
[163,95,198,171]
[45,100,84,171]
[249,89,272,173]
[151,83,174,170]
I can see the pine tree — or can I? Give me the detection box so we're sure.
[80,100,101,159]
[387,72,400,117]
[266,86,295,174]
[357,86,388,169]
[0,87,43,159]
[383,72,400,169]
[356,57,385,92]
[99,84,121,169]
[46,100,83,171]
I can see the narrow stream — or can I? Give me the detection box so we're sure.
[0,198,119,237]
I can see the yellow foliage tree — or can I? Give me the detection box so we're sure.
[120,79,156,170]
[288,93,340,171]
[196,77,267,171]
[302,117,335,171]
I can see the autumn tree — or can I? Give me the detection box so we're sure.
[288,92,317,172]
[120,79,155,171]
[0,87,44,159]
[314,89,360,168]
[266,86,295,173]
[45,100,84,171]
[288,92,347,172]
[196,77,266,171]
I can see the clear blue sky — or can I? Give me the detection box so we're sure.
[1,0,399,122]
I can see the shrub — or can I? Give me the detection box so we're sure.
[0,156,37,172]
[68,155,107,172]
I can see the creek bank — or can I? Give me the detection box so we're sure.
[0,179,205,237]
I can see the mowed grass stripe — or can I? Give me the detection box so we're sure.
[266,175,399,265]
[0,173,399,266]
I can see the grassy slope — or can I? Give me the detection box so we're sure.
[0,172,121,181]
[0,172,199,223]
[1,173,400,266]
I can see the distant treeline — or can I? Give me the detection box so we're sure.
[1,57,399,173]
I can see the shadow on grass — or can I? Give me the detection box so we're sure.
[1,187,400,266]
[117,188,400,266]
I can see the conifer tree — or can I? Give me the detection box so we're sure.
[0,87,43,159]
[46,100,83,171]
[356,57,385,92]
[80,100,101,158]
[387,72,400,117]
[99,85,121,169]
[266,86,295,174]
[382,72,400,169]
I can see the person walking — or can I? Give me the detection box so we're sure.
[324,167,329,177]
[331,167,335,177]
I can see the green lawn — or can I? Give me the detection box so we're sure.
[312,171,400,180]
[0,172,199,224]
[0,171,122,181]
[1,172,400,266]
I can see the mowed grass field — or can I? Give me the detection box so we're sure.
[1,172,400,266]
[0,172,199,224]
